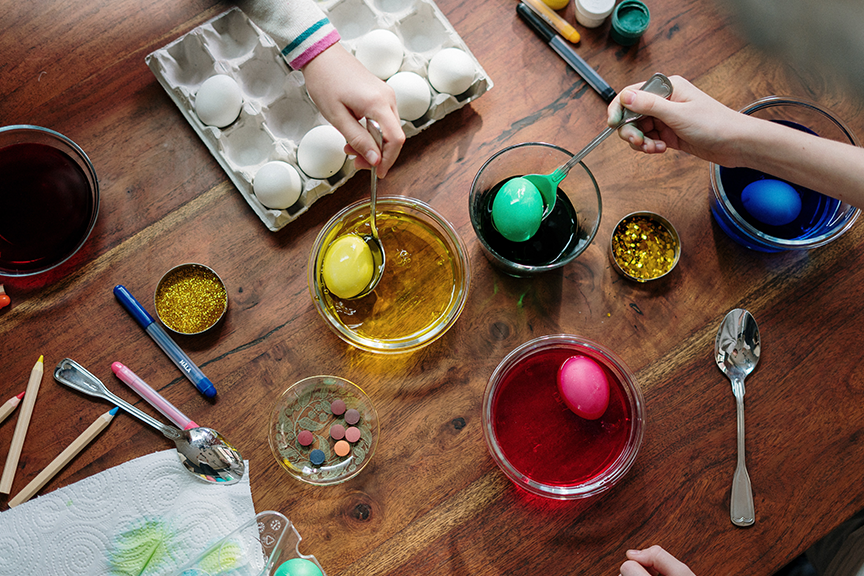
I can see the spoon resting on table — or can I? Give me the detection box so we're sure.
[54,358,245,485]
[491,73,674,242]
[714,308,761,527]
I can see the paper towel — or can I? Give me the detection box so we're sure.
[0,449,257,576]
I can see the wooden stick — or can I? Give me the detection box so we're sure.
[0,356,44,494]
[0,391,25,425]
[8,407,118,507]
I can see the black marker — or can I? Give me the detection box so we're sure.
[516,2,617,102]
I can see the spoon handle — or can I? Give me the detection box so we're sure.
[54,358,182,440]
[731,382,755,526]
[557,72,674,175]
[366,119,384,238]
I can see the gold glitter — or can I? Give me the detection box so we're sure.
[611,215,679,281]
[155,265,227,334]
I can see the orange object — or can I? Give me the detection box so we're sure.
[334,440,351,457]
[0,285,9,309]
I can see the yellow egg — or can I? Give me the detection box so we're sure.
[322,234,374,299]
[542,0,570,9]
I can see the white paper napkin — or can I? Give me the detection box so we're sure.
[0,449,256,576]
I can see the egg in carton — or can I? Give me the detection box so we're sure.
[146,4,491,231]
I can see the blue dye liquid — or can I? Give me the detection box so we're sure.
[713,121,843,251]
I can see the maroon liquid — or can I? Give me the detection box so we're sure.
[491,348,632,486]
[0,142,94,272]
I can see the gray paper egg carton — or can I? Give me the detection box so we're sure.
[145,3,492,231]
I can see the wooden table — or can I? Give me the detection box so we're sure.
[3,0,864,573]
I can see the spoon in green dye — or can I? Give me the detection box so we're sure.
[492,73,674,242]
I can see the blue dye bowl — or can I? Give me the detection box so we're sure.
[709,96,860,252]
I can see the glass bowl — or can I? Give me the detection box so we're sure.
[0,125,99,276]
[482,334,645,499]
[469,142,602,277]
[268,375,379,486]
[709,96,861,252]
[308,197,470,354]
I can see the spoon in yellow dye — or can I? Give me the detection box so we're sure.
[321,119,386,299]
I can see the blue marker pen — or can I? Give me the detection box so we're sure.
[113,285,217,398]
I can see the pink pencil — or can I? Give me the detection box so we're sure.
[0,392,25,425]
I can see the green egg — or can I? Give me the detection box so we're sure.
[491,177,544,242]
[274,558,324,576]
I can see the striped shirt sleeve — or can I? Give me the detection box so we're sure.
[242,0,341,70]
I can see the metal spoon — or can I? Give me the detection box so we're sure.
[348,118,387,299]
[54,358,245,485]
[714,309,760,527]
[522,72,674,216]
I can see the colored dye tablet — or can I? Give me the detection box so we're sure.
[309,449,326,466]
[297,430,314,447]
[345,426,361,443]
[345,408,361,425]
[274,558,324,576]
[334,440,351,457]
[331,399,346,415]
[330,423,346,440]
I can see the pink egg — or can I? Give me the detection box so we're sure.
[557,355,610,420]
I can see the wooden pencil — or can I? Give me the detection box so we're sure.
[0,391,25,425]
[8,407,118,507]
[0,355,44,494]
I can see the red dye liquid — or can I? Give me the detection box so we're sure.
[491,347,632,486]
[0,142,94,273]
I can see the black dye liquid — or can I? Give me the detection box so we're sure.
[0,142,94,272]
[719,120,840,240]
[477,177,579,266]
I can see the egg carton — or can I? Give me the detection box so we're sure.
[145,3,492,231]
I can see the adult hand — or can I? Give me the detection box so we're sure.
[619,546,697,576]
[606,75,753,167]
[302,43,406,177]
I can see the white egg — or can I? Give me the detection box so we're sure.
[253,161,303,209]
[195,75,243,128]
[355,29,404,80]
[297,125,347,179]
[427,48,476,95]
[386,72,431,122]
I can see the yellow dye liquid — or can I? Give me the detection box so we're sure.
[318,210,459,343]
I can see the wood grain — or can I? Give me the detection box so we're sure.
[2,0,864,574]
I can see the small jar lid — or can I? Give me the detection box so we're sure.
[611,0,651,46]
[576,0,615,17]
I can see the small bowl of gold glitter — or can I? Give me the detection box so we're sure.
[610,212,680,282]
[155,263,228,335]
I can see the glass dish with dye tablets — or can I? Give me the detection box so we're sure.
[268,375,379,486]
[172,510,326,576]
[0,125,99,277]
[610,212,680,282]
[469,142,602,277]
[710,96,861,252]
[155,263,228,335]
[482,334,645,499]
[308,197,469,354]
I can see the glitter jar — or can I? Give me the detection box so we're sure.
[155,263,228,335]
[609,212,680,282]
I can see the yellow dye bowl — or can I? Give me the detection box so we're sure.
[308,197,470,354]
[609,212,680,282]
[154,263,228,335]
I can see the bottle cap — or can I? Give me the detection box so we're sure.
[611,0,651,46]
[574,0,615,28]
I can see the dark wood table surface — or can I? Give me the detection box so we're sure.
[3,0,864,574]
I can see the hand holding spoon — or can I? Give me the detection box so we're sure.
[54,358,245,485]
[715,309,760,527]
[491,73,674,242]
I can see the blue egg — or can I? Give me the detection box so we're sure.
[491,177,544,242]
[740,179,802,227]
